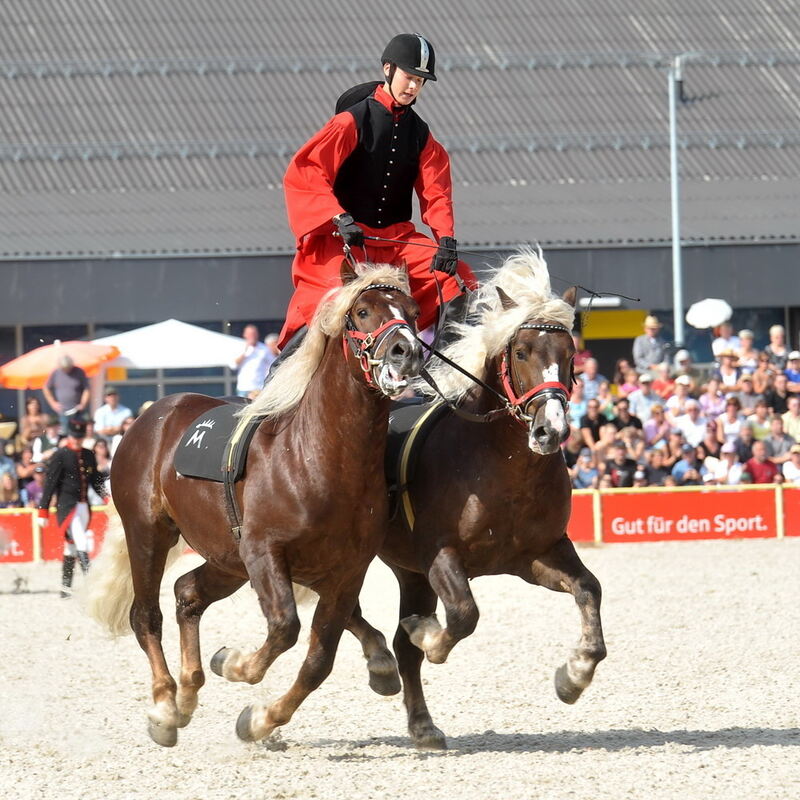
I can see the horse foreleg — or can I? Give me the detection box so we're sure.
[401,546,479,665]
[392,565,447,750]
[209,545,299,685]
[174,563,246,726]
[235,582,362,742]
[526,534,607,704]
[346,601,401,696]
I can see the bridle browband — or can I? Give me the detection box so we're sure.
[342,282,414,387]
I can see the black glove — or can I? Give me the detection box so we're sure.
[333,213,364,248]
[430,236,458,276]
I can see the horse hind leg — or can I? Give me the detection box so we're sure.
[173,563,246,727]
[345,600,401,696]
[126,519,184,747]
[527,535,607,705]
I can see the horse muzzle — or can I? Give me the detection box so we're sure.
[526,395,570,455]
[375,330,424,397]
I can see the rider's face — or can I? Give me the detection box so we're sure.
[384,65,425,105]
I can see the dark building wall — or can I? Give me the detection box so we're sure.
[2,242,798,327]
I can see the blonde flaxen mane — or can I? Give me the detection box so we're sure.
[238,263,410,424]
[420,248,575,402]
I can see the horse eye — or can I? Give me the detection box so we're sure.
[357,308,369,319]
[515,349,526,361]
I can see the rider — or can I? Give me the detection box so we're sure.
[276,32,476,361]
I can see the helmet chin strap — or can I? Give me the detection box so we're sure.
[384,63,398,102]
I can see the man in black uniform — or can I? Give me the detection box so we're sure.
[37,418,108,597]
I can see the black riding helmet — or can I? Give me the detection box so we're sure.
[381,33,437,81]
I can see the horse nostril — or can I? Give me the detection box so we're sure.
[389,340,409,360]
[535,425,550,443]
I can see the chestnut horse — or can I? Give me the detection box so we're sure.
[347,250,607,748]
[85,261,423,747]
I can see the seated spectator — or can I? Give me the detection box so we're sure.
[562,428,585,470]
[611,357,633,396]
[736,329,760,374]
[571,448,599,489]
[94,387,134,439]
[110,415,136,457]
[764,372,791,416]
[603,440,638,488]
[671,444,705,485]
[23,464,46,508]
[619,425,646,462]
[632,468,648,488]
[610,397,643,432]
[716,396,745,445]
[712,440,745,485]
[700,421,722,459]
[711,350,742,391]
[18,396,46,450]
[782,395,800,442]
[782,444,800,485]
[593,423,620,466]
[735,423,756,463]
[596,380,616,420]
[643,447,670,486]
[698,377,726,420]
[15,446,36,490]
[572,333,593,376]
[627,374,660,422]
[632,315,668,374]
[567,379,587,429]
[82,419,98,450]
[749,398,772,440]
[663,474,678,487]
[0,443,15,480]
[0,471,22,508]
[651,362,675,400]
[643,403,670,448]
[598,473,614,489]
[785,350,800,394]
[663,429,686,470]
[617,367,640,398]
[743,439,781,483]
[578,358,607,402]
[734,374,762,417]
[673,349,700,393]
[764,415,795,465]
[665,374,695,423]
[712,321,740,359]
[674,400,708,447]
[751,353,776,396]
[579,399,605,449]
[32,416,62,463]
[763,324,789,371]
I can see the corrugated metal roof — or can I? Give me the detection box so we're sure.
[1,0,799,257]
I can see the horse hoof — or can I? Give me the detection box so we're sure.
[554,663,584,705]
[210,647,230,677]
[411,724,447,750]
[368,668,401,696]
[401,614,444,661]
[147,718,178,747]
[236,705,256,742]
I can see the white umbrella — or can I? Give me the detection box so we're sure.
[685,298,733,330]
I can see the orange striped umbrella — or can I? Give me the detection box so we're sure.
[0,340,121,389]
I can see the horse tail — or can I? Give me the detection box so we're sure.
[82,505,184,637]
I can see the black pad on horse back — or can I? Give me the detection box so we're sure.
[174,403,263,483]
[385,399,448,518]
[335,81,382,114]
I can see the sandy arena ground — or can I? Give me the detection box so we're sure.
[1,538,799,800]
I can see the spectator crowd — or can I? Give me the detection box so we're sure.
[566,320,800,490]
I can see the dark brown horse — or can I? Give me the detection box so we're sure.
[85,261,423,747]
[347,250,607,749]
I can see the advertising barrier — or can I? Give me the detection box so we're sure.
[2,487,799,564]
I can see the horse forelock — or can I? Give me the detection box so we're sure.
[419,248,575,402]
[239,262,410,424]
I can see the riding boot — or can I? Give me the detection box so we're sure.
[61,556,76,598]
[76,550,90,574]
[433,291,470,351]
[262,326,307,386]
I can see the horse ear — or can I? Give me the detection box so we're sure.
[496,286,518,310]
[340,259,358,284]
[563,285,578,308]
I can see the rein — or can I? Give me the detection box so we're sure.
[342,282,414,388]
